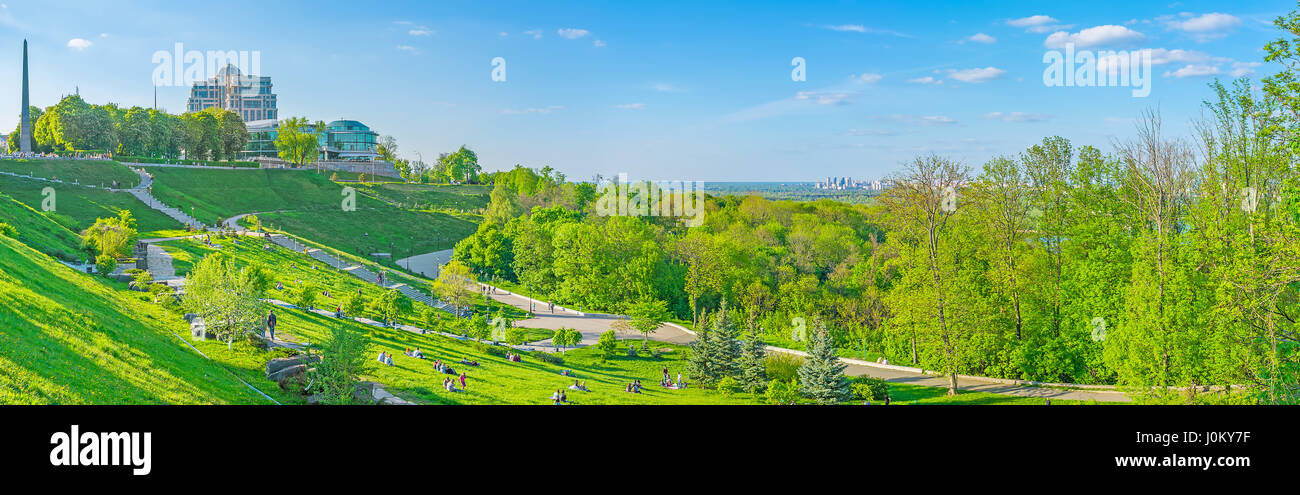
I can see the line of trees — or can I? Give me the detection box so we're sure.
[7,95,248,161]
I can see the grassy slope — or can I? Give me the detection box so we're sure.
[0,193,83,259]
[352,182,490,212]
[0,234,276,404]
[0,175,184,238]
[146,167,477,254]
[0,158,140,188]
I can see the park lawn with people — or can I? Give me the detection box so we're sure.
[0,174,184,237]
[0,232,276,404]
[0,158,140,188]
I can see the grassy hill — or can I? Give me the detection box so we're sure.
[350,182,490,213]
[145,166,478,255]
[0,233,278,404]
[0,158,140,188]
[0,175,184,238]
[0,193,83,260]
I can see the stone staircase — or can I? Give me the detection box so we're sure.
[125,168,210,230]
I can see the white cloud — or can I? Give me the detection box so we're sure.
[1044,25,1144,48]
[523,29,543,39]
[66,38,92,50]
[845,129,898,136]
[409,26,433,36]
[795,90,851,105]
[948,67,1005,83]
[616,103,645,109]
[1008,15,1067,33]
[593,39,605,47]
[1229,61,1262,77]
[503,105,563,115]
[557,28,589,39]
[908,76,943,85]
[826,24,868,33]
[1163,64,1220,78]
[499,31,509,37]
[965,33,996,44]
[854,73,883,83]
[984,111,1050,123]
[1167,12,1240,32]
[891,114,957,125]
[395,44,419,54]
[99,33,108,38]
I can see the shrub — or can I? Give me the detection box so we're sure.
[2,221,21,237]
[764,378,801,405]
[505,327,527,346]
[534,352,564,365]
[851,376,890,402]
[765,352,803,383]
[473,341,507,357]
[626,345,639,358]
[94,253,116,276]
[717,376,739,397]
[596,330,617,363]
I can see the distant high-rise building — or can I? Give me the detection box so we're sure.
[20,39,31,153]
[186,64,277,122]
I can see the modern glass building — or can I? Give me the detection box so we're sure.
[241,119,381,162]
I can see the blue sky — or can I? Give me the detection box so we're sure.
[0,0,1293,181]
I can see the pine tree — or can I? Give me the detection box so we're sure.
[798,321,850,404]
[686,309,717,385]
[712,301,742,380]
[739,330,768,393]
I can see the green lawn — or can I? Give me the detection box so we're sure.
[0,233,277,404]
[0,174,185,238]
[0,158,140,188]
[0,193,83,260]
[350,182,490,213]
[145,166,358,224]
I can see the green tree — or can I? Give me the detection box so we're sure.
[797,321,850,404]
[309,325,371,404]
[183,253,263,350]
[738,330,768,393]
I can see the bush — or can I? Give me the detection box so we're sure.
[473,341,507,357]
[717,376,739,397]
[596,330,617,363]
[765,352,803,383]
[94,253,116,276]
[764,378,801,405]
[626,345,639,357]
[0,222,19,238]
[851,376,890,402]
[505,327,527,346]
[533,352,564,365]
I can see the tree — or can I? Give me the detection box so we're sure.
[877,154,972,395]
[183,253,263,350]
[294,282,319,310]
[738,330,768,393]
[81,213,138,259]
[369,288,411,326]
[553,328,582,354]
[797,320,850,404]
[309,324,371,404]
[674,231,722,329]
[686,303,741,387]
[597,330,618,363]
[468,313,491,341]
[624,299,669,349]
[433,261,478,317]
[216,109,249,161]
[274,116,320,169]
[344,292,367,319]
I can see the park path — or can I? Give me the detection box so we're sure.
[395,249,453,279]
[466,282,1130,402]
[123,168,209,230]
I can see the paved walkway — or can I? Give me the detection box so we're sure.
[395,249,454,279]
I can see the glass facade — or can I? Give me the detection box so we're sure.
[240,119,380,162]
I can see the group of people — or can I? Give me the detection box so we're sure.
[505,351,522,362]
[442,376,461,392]
[460,357,480,367]
[404,348,425,359]
[376,351,395,366]
[550,388,569,404]
[568,380,589,392]
[624,380,643,393]
[433,360,456,375]
[660,366,686,389]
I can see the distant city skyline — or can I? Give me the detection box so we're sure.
[0,0,1291,181]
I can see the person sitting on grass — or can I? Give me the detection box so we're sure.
[551,389,563,405]
[460,357,479,366]
[560,390,568,403]
[569,380,582,391]
[412,348,424,359]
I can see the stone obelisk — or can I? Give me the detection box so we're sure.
[20,39,31,153]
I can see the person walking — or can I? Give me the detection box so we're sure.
[459,372,467,390]
[266,309,278,341]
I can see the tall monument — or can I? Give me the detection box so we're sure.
[20,39,31,153]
